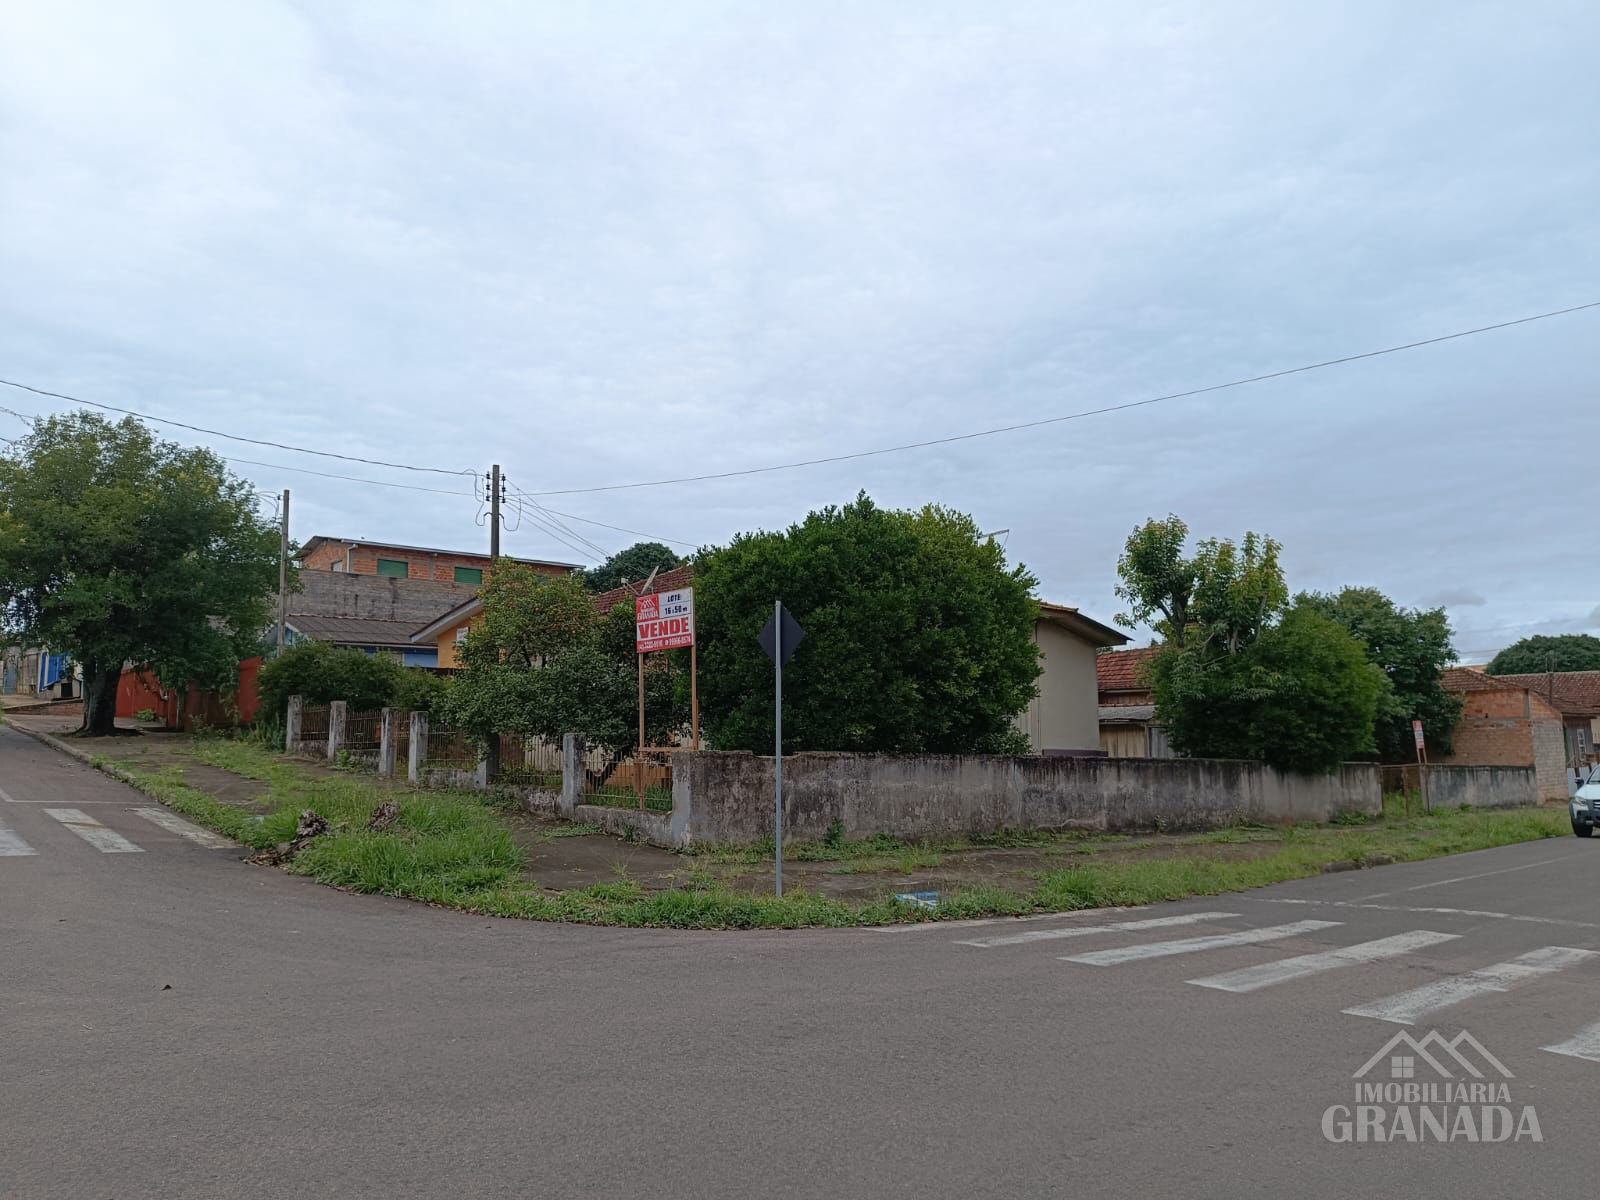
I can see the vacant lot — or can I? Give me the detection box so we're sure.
[23,722,1571,929]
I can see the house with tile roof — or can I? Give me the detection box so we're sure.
[1095,646,1172,758]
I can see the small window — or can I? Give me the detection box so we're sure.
[455,626,470,643]
[376,558,409,578]
[454,566,483,585]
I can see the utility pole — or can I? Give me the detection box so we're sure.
[488,464,502,560]
[276,489,290,654]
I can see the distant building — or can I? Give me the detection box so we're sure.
[1096,646,1169,758]
[297,536,576,586]
[1437,667,1598,800]
[1013,603,1128,756]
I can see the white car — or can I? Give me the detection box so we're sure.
[1573,780,1600,838]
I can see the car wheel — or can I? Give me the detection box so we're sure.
[1575,819,1595,838]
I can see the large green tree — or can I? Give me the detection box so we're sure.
[1149,602,1387,773]
[1116,517,1384,772]
[581,541,686,594]
[442,563,687,755]
[695,493,1041,754]
[0,412,280,735]
[1300,586,1462,761]
[1487,633,1600,675]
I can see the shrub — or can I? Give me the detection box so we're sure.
[258,641,406,716]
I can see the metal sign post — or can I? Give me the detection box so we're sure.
[1412,719,1429,816]
[758,603,805,898]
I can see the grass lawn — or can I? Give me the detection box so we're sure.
[96,734,1570,930]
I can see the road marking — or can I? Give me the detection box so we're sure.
[1061,920,1341,966]
[869,905,1154,934]
[1241,897,1600,931]
[43,808,144,854]
[1354,853,1587,901]
[1342,947,1599,1025]
[130,807,234,849]
[957,911,1239,948]
[0,824,38,856]
[1188,930,1461,993]
[1542,1022,1600,1063]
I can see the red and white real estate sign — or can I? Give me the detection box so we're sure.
[1413,719,1426,750]
[635,588,695,654]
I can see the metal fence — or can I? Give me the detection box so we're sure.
[496,734,563,790]
[344,709,382,767]
[297,704,330,754]
[581,749,673,811]
[426,725,479,771]
[392,711,411,771]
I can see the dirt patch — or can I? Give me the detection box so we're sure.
[499,808,687,892]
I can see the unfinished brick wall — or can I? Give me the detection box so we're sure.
[1436,684,1571,801]
[299,542,571,583]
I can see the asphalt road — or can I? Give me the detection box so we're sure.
[4,723,1599,1199]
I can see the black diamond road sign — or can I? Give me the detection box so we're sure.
[757,603,805,666]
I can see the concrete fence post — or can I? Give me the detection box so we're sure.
[559,733,585,819]
[285,695,302,753]
[378,708,396,778]
[327,700,347,763]
[408,710,429,783]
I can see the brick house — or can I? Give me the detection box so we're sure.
[1435,668,1597,801]
[1096,646,1171,758]
[298,536,576,586]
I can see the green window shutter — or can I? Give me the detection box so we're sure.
[454,566,483,585]
[376,558,409,578]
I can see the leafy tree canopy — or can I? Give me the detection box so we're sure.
[0,412,280,734]
[1487,633,1600,675]
[1300,586,1462,761]
[442,563,687,756]
[695,493,1040,754]
[1115,514,1287,651]
[1117,516,1383,772]
[581,541,686,594]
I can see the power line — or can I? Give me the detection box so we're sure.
[0,377,469,477]
[505,493,698,550]
[224,455,478,498]
[514,301,1600,497]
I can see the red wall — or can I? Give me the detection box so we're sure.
[117,657,262,730]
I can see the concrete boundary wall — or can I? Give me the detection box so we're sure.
[591,751,1384,849]
[1422,764,1537,810]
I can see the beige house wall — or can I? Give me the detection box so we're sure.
[1014,620,1101,753]
[1099,724,1147,758]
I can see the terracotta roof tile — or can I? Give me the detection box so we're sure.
[1098,646,1159,693]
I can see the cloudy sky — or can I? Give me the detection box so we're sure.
[2,1,1595,658]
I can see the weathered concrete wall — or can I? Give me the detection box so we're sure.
[629,751,1382,848]
[1424,764,1538,809]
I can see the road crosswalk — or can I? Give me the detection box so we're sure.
[0,802,235,857]
[951,907,1600,1065]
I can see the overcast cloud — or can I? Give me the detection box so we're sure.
[2,1,1595,659]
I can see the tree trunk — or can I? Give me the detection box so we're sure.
[79,661,121,736]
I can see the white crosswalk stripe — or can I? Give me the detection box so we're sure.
[1543,1021,1600,1063]
[956,911,1239,949]
[0,823,38,856]
[130,807,234,849]
[1342,946,1599,1025]
[43,807,144,854]
[1061,920,1341,966]
[1187,930,1461,993]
